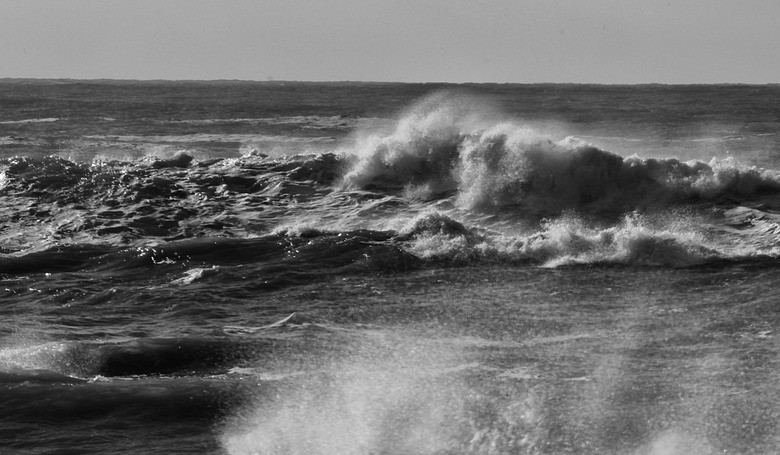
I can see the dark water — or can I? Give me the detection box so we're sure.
[2,80,780,454]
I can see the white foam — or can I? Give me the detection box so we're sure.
[400,211,723,267]
[0,117,59,124]
[340,92,780,214]
[170,266,220,285]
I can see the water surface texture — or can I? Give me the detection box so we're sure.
[2,80,780,454]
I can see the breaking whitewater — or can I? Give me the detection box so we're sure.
[2,81,780,454]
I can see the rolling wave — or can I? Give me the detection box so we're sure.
[341,94,780,214]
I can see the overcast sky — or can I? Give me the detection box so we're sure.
[2,0,779,83]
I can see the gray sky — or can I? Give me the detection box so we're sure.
[2,0,779,83]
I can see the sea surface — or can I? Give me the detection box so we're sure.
[2,80,780,454]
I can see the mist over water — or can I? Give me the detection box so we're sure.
[2,81,780,454]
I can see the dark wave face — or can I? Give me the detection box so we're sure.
[3,82,780,455]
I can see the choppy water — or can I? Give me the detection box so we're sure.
[2,80,780,454]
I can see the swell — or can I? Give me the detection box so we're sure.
[2,210,779,280]
[0,376,241,424]
[0,338,246,430]
[0,337,245,378]
[0,314,346,427]
[0,231,420,281]
[0,312,343,380]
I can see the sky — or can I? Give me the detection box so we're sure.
[2,0,779,84]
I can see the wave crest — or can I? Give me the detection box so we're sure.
[341,92,503,193]
[399,211,723,268]
[341,94,780,214]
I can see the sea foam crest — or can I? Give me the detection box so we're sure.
[399,211,721,267]
[342,92,498,194]
[342,93,780,214]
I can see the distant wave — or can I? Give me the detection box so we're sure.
[164,115,364,130]
[0,117,60,124]
[84,133,338,144]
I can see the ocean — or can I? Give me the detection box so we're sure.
[1,80,780,454]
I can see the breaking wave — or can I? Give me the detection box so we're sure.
[398,211,727,268]
[341,93,780,214]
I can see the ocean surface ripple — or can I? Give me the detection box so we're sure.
[3,81,780,454]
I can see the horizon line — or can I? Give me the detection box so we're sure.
[1,77,778,87]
